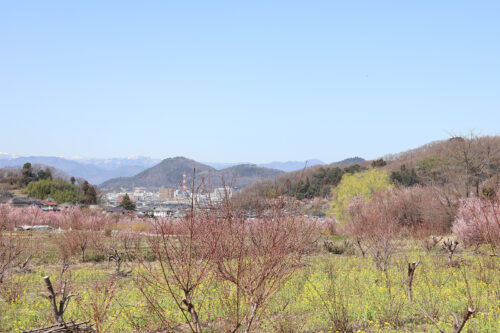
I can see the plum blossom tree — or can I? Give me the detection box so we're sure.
[0,231,25,285]
[132,212,220,333]
[57,208,108,262]
[211,201,318,332]
[452,196,500,255]
[346,193,401,271]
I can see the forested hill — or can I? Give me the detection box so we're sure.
[99,157,283,190]
[242,135,500,200]
[242,157,366,199]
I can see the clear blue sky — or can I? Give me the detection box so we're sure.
[1,1,499,163]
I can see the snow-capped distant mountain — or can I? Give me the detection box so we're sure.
[0,155,157,184]
[0,153,332,184]
[0,153,18,160]
[69,156,160,170]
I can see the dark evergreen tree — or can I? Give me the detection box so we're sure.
[390,164,421,187]
[120,194,136,211]
[371,158,387,168]
[21,162,35,185]
[37,168,52,180]
[82,180,90,196]
[84,185,98,205]
[344,164,362,174]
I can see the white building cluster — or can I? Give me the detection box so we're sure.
[103,185,235,217]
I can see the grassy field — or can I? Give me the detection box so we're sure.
[1,233,498,332]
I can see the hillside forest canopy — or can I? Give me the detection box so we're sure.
[0,162,98,204]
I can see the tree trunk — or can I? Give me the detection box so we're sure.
[244,303,258,333]
[452,307,476,333]
[190,307,202,333]
[356,238,367,257]
[183,293,202,333]
[405,261,419,302]
[44,276,63,323]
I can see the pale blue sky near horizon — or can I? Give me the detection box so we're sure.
[1,1,499,164]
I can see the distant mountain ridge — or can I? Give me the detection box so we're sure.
[100,157,284,190]
[258,159,325,172]
[0,153,362,186]
[331,157,365,166]
[205,159,325,172]
[0,155,158,184]
[69,156,161,170]
[204,158,364,172]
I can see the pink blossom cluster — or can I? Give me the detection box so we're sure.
[0,204,126,231]
[346,186,457,236]
[452,197,500,248]
[0,204,64,228]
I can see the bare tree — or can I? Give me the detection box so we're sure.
[42,262,77,323]
[442,239,459,265]
[353,237,369,257]
[447,133,500,197]
[133,216,218,332]
[132,170,220,332]
[61,230,90,262]
[108,248,131,277]
[421,236,443,252]
[418,271,476,333]
[307,261,353,332]
[211,199,317,332]
[76,275,120,333]
[58,208,107,262]
[404,260,420,302]
[347,194,401,271]
[0,231,25,285]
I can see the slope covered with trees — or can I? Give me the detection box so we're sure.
[0,163,98,204]
[100,157,283,190]
[242,159,366,199]
[244,135,500,202]
[382,135,500,196]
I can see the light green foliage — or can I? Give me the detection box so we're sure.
[329,168,393,222]
[26,178,82,203]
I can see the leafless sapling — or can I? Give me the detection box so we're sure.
[403,260,420,302]
[212,198,317,332]
[133,170,220,333]
[418,271,476,333]
[43,262,77,323]
[442,239,459,266]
